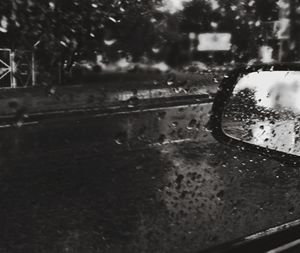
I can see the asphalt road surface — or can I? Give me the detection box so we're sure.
[1,101,300,253]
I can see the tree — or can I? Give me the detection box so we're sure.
[0,0,164,84]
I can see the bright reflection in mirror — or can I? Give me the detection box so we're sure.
[222,71,300,156]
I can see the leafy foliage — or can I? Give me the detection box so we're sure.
[0,0,167,82]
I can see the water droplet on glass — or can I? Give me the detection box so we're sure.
[158,134,166,144]
[49,1,55,10]
[115,138,123,145]
[104,39,117,46]
[167,80,174,86]
[187,119,197,130]
[152,46,160,54]
[115,132,126,145]
[108,17,117,23]
[216,190,224,199]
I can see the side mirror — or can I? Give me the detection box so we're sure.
[210,64,300,165]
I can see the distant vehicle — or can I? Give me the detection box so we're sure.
[70,59,172,78]
[70,60,101,76]
[179,61,208,73]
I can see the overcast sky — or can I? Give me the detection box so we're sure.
[158,0,192,13]
[159,0,219,14]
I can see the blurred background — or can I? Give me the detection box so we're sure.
[0,0,298,87]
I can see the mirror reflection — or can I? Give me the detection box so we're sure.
[222,71,300,156]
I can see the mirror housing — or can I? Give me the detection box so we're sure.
[210,63,300,166]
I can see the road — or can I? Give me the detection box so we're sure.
[1,97,300,253]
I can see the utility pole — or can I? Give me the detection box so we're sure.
[10,51,16,88]
[277,0,291,62]
[290,0,300,61]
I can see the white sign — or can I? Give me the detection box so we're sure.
[197,33,232,51]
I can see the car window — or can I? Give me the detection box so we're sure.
[0,1,299,253]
